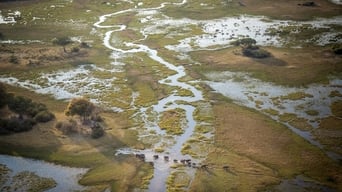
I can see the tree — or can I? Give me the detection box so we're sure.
[232,37,271,58]
[0,83,9,108]
[7,96,33,118]
[52,36,72,53]
[65,98,95,122]
[231,37,256,47]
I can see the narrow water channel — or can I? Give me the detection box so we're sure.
[94,0,204,191]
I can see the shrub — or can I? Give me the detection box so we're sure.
[91,123,104,139]
[91,115,103,122]
[52,36,72,53]
[231,38,257,46]
[34,110,55,122]
[0,119,11,135]
[80,42,90,48]
[56,119,78,134]
[8,96,33,116]
[242,47,271,58]
[71,47,80,53]
[18,118,36,132]
[0,83,12,108]
[27,103,48,117]
[9,55,19,64]
[4,118,36,133]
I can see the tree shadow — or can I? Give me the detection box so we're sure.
[252,56,288,66]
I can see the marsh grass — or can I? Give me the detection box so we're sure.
[7,171,56,192]
[158,108,186,135]
[190,100,341,191]
[280,92,313,100]
[167,171,191,192]
[331,101,342,118]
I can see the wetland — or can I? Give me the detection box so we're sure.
[0,0,341,191]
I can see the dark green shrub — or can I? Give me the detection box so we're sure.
[0,119,10,135]
[5,118,35,133]
[80,42,90,48]
[34,110,55,122]
[52,36,72,53]
[8,96,33,116]
[242,47,271,58]
[71,47,80,53]
[231,38,257,46]
[0,83,12,108]
[28,103,48,117]
[19,118,36,132]
[91,115,103,122]
[91,123,104,139]
[9,55,19,64]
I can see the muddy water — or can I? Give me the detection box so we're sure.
[0,154,88,192]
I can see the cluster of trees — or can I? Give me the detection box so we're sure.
[0,84,55,134]
[52,36,90,53]
[232,37,271,58]
[57,98,104,139]
[0,84,104,138]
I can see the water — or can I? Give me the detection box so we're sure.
[204,71,342,161]
[0,154,88,192]
[94,0,206,191]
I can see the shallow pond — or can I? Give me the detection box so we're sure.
[0,154,88,192]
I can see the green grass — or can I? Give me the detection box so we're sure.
[280,92,313,100]
[158,108,186,135]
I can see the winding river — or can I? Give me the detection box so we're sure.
[94,0,205,191]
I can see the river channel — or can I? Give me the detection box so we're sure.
[94,0,206,190]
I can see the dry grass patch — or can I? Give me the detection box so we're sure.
[0,43,89,70]
[314,116,342,156]
[192,46,342,86]
[233,0,342,20]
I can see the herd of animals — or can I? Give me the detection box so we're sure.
[135,153,231,172]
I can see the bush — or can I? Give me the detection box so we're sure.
[27,103,48,117]
[91,115,103,122]
[9,55,19,64]
[34,110,55,122]
[0,117,36,133]
[71,47,80,53]
[91,123,104,139]
[0,83,12,108]
[231,38,257,46]
[56,119,78,134]
[80,42,90,48]
[0,119,11,135]
[242,47,271,58]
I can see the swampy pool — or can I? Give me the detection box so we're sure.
[0,0,341,191]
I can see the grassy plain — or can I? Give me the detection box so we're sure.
[191,46,342,86]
